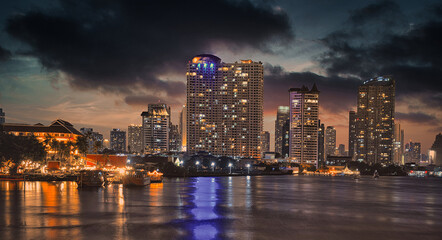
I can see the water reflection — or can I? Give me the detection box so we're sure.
[174,177,226,239]
[0,176,441,240]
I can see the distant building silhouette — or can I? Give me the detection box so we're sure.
[275,106,290,156]
[261,131,270,154]
[127,124,143,154]
[318,120,325,166]
[393,123,404,165]
[325,126,336,157]
[0,108,4,124]
[430,133,442,166]
[338,144,346,156]
[179,105,187,151]
[110,129,126,153]
[405,142,421,163]
[169,124,181,152]
[348,111,357,158]
[282,119,290,159]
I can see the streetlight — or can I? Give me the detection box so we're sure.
[246,163,251,175]
[211,162,215,172]
[196,161,200,172]
[228,163,233,174]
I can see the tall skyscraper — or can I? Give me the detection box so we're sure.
[275,106,290,155]
[431,133,442,166]
[348,111,357,158]
[186,54,263,159]
[128,124,143,154]
[405,142,421,163]
[0,108,5,124]
[325,126,336,157]
[110,129,126,152]
[289,84,319,165]
[261,131,270,154]
[318,120,325,166]
[179,105,187,151]
[141,104,170,154]
[356,76,395,164]
[393,123,404,165]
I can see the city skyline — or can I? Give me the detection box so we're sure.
[0,0,441,152]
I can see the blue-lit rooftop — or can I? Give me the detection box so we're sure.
[191,54,221,65]
[362,76,394,86]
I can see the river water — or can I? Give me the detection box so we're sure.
[0,176,441,240]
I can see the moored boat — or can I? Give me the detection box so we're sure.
[373,170,380,179]
[147,170,163,183]
[77,170,105,188]
[0,174,24,181]
[123,170,150,186]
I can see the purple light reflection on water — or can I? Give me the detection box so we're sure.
[0,176,442,240]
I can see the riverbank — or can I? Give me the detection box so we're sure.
[0,173,77,181]
[0,171,293,181]
[165,171,293,178]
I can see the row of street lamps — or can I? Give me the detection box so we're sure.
[193,161,251,174]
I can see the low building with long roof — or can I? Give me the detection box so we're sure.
[0,119,83,143]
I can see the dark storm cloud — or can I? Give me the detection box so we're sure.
[124,95,167,106]
[348,0,404,26]
[396,112,438,124]
[0,45,11,61]
[264,63,359,114]
[318,0,442,107]
[5,0,293,97]
[264,0,442,117]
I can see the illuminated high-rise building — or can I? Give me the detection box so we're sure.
[325,126,336,157]
[169,124,181,152]
[141,104,170,154]
[275,106,290,156]
[289,84,319,165]
[186,54,263,159]
[128,124,143,154]
[405,142,421,163]
[348,111,357,158]
[0,108,4,124]
[179,105,187,151]
[356,76,395,164]
[393,123,404,165]
[318,120,325,166]
[110,129,126,153]
[281,119,290,158]
[261,131,270,154]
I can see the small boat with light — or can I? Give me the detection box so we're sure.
[373,170,380,179]
[123,170,151,186]
[147,170,163,183]
[77,170,105,188]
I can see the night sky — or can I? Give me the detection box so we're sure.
[0,0,441,152]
